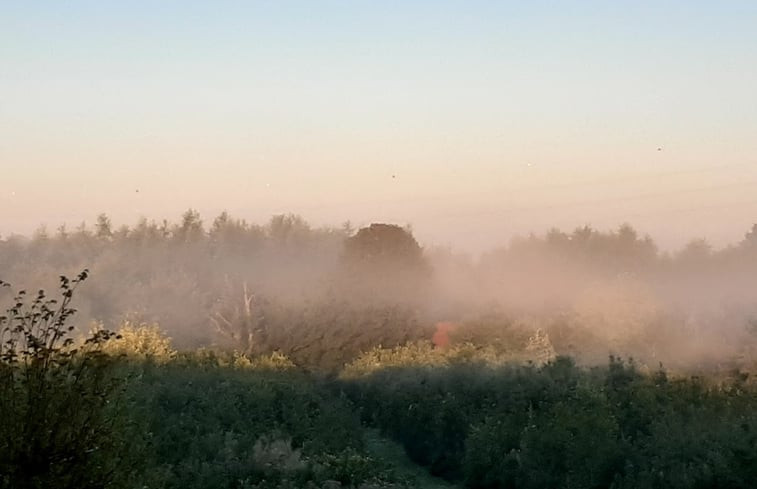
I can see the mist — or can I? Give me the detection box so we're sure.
[1,210,755,372]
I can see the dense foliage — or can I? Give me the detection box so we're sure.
[0,280,409,489]
[0,272,133,489]
[4,280,757,489]
[125,356,402,489]
[342,357,757,489]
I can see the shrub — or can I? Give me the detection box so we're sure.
[0,271,136,489]
[341,333,556,380]
[127,361,365,489]
[251,433,308,474]
[102,320,176,363]
[233,351,296,370]
[343,356,757,488]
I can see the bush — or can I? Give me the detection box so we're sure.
[341,333,556,380]
[102,320,176,363]
[342,356,757,488]
[0,272,136,489]
[126,360,366,489]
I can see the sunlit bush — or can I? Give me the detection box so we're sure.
[232,351,296,370]
[102,320,176,363]
[341,332,556,379]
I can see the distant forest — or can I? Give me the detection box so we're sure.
[1,210,756,371]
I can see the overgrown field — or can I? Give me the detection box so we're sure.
[4,215,757,488]
[4,303,757,489]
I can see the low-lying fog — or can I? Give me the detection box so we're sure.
[2,211,756,370]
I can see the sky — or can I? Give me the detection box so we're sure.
[1,1,756,253]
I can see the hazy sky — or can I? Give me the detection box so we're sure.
[2,1,756,252]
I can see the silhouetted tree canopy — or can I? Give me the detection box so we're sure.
[340,224,431,305]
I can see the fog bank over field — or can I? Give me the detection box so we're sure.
[1,211,756,371]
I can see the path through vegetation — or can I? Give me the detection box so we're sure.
[362,428,460,489]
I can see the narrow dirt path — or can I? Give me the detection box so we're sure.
[362,428,460,489]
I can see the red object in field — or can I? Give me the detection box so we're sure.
[433,322,457,349]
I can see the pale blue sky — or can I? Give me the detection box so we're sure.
[2,1,756,251]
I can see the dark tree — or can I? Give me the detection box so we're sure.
[340,223,431,305]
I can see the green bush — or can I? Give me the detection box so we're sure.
[125,359,367,489]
